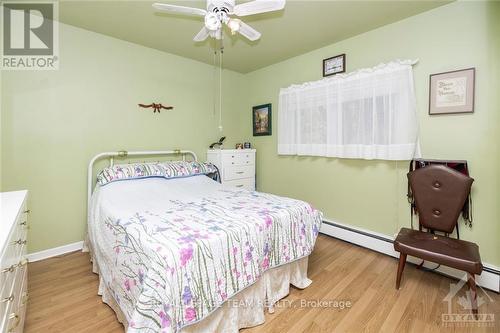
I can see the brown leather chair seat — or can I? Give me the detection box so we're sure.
[394,164,482,318]
[394,227,482,274]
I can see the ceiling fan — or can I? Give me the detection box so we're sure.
[153,0,286,42]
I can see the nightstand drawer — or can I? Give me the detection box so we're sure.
[224,165,254,181]
[222,152,255,166]
[223,178,255,190]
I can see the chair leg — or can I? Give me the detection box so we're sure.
[467,273,479,320]
[396,253,407,290]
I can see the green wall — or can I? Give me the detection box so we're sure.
[2,2,499,267]
[1,22,246,252]
[0,67,3,190]
[242,1,500,266]
[494,2,500,266]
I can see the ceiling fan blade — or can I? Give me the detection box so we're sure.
[193,27,210,42]
[237,21,261,41]
[152,3,207,16]
[233,0,285,17]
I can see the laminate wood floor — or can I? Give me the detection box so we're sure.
[25,235,500,332]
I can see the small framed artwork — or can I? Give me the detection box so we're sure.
[252,103,272,136]
[323,53,346,77]
[429,68,475,115]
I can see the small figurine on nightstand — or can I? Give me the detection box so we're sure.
[209,137,226,149]
[235,143,243,149]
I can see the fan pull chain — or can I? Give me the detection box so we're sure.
[212,47,217,119]
[218,35,224,132]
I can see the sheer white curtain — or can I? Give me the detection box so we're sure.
[278,60,420,160]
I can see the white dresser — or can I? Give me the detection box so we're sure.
[207,149,256,190]
[0,191,29,333]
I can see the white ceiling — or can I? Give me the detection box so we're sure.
[59,0,452,73]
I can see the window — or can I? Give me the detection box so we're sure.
[278,61,420,160]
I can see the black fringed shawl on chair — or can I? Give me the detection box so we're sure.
[407,158,473,238]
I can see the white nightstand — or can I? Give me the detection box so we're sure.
[207,149,256,190]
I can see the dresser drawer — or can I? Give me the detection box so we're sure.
[0,265,16,314]
[0,231,26,303]
[7,206,28,262]
[1,266,27,333]
[15,211,29,247]
[0,258,27,323]
[224,165,254,181]
[0,281,14,331]
[223,178,255,190]
[0,246,17,298]
[12,235,27,261]
[0,299,13,333]
[222,152,255,166]
[2,302,22,333]
[11,267,28,333]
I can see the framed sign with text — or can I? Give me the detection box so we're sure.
[429,68,475,115]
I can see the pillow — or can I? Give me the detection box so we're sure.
[96,161,218,185]
[160,160,218,179]
[96,162,165,185]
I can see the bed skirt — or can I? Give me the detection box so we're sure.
[84,239,312,333]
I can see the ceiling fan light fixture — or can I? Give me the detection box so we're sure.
[204,12,221,31]
[153,0,287,41]
[227,18,241,34]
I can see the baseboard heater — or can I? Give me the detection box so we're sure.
[320,219,500,293]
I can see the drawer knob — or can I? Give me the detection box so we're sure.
[2,264,16,273]
[8,313,20,332]
[236,185,244,188]
[236,171,244,174]
[20,221,27,226]
[1,258,28,274]
[22,292,29,305]
[24,209,31,214]
[13,239,27,246]
[2,295,14,303]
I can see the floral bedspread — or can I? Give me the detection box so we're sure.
[88,183,322,333]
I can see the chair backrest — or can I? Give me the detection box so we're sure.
[408,164,473,234]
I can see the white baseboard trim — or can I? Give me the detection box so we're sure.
[320,219,500,293]
[27,241,84,262]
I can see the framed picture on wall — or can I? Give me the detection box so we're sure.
[323,54,346,77]
[429,68,475,115]
[252,103,272,136]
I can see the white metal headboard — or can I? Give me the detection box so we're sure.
[87,149,198,210]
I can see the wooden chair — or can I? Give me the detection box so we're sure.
[394,165,482,317]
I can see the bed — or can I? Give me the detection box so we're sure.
[85,150,322,333]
